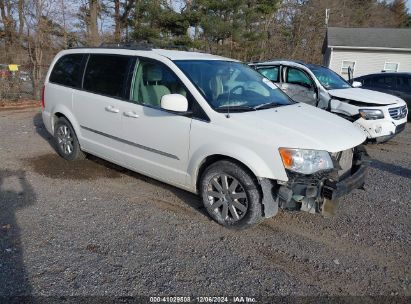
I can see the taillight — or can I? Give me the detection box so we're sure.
[41,85,45,109]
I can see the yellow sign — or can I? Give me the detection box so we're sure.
[8,64,19,71]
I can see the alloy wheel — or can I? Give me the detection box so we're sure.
[206,174,248,222]
[56,125,74,155]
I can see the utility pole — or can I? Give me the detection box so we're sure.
[325,8,330,28]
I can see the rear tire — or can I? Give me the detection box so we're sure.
[200,160,263,229]
[54,117,86,161]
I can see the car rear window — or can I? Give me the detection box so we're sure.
[83,54,132,98]
[49,54,85,88]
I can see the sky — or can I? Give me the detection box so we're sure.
[407,0,411,11]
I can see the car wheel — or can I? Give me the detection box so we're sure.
[200,160,263,229]
[54,117,85,161]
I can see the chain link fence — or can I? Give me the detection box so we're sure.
[0,64,49,101]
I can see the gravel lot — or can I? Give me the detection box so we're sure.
[0,108,410,299]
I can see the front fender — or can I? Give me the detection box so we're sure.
[187,142,288,190]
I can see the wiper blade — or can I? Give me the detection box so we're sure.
[215,105,256,112]
[253,102,282,110]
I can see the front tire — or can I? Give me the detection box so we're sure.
[200,160,263,229]
[54,117,85,161]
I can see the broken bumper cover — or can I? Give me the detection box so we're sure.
[370,122,406,143]
[322,151,371,200]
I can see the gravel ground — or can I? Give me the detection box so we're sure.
[0,108,410,299]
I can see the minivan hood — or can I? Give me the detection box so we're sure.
[328,88,402,105]
[228,103,366,153]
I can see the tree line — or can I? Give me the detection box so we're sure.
[0,0,409,99]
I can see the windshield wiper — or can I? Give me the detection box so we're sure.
[215,105,256,112]
[253,102,283,110]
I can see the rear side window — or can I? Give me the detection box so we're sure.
[83,54,132,98]
[49,54,84,88]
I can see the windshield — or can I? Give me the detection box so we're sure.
[309,65,351,90]
[174,60,294,112]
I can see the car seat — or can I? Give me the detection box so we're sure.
[140,64,171,107]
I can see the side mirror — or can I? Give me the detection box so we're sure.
[160,94,188,112]
[352,81,362,88]
[327,99,340,112]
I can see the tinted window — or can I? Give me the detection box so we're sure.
[361,77,370,86]
[130,59,189,108]
[49,54,84,88]
[286,67,312,87]
[373,75,395,88]
[397,76,411,90]
[384,76,396,87]
[83,54,131,98]
[371,76,384,86]
[257,66,279,82]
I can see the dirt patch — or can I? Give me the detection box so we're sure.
[24,153,123,180]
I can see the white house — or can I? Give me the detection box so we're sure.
[322,27,411,80]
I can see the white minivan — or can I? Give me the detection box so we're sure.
[42,46,369,228]
[250,61,408,143]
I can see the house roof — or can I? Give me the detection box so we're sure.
[325,27,411,51]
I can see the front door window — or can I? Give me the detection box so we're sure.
[130,59,189,109]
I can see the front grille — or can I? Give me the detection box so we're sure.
[388,106,407,120]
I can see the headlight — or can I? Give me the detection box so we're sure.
[279,148,333,174]
[359,109,384,120]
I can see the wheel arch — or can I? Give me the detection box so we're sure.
[195,154,258,193]
[195,153,279,219]
[50,105,81,137]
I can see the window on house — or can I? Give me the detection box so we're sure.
[341,60,355,75]
[383,62,399,72]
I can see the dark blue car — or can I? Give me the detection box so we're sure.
[354,72,411,119]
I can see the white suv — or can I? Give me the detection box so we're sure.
[250,61,408,143]
[42,47,369,228]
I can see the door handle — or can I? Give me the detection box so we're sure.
[105,105,119,113]
[123,111,139,118]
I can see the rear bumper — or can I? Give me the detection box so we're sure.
[42,110,53,135]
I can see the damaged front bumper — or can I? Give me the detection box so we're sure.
[322,146,371,200]
[261,145,371,217]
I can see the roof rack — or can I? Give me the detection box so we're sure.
[98,42,191,52]
[99,41,155,50]
[69,41,198,53]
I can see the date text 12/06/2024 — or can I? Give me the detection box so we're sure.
[149,296,257,303]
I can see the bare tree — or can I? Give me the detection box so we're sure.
[89,0,100,46]
[18,0,24,38]
[114,0,120,41]
[0,0,15,61]
[25,0,60,99]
